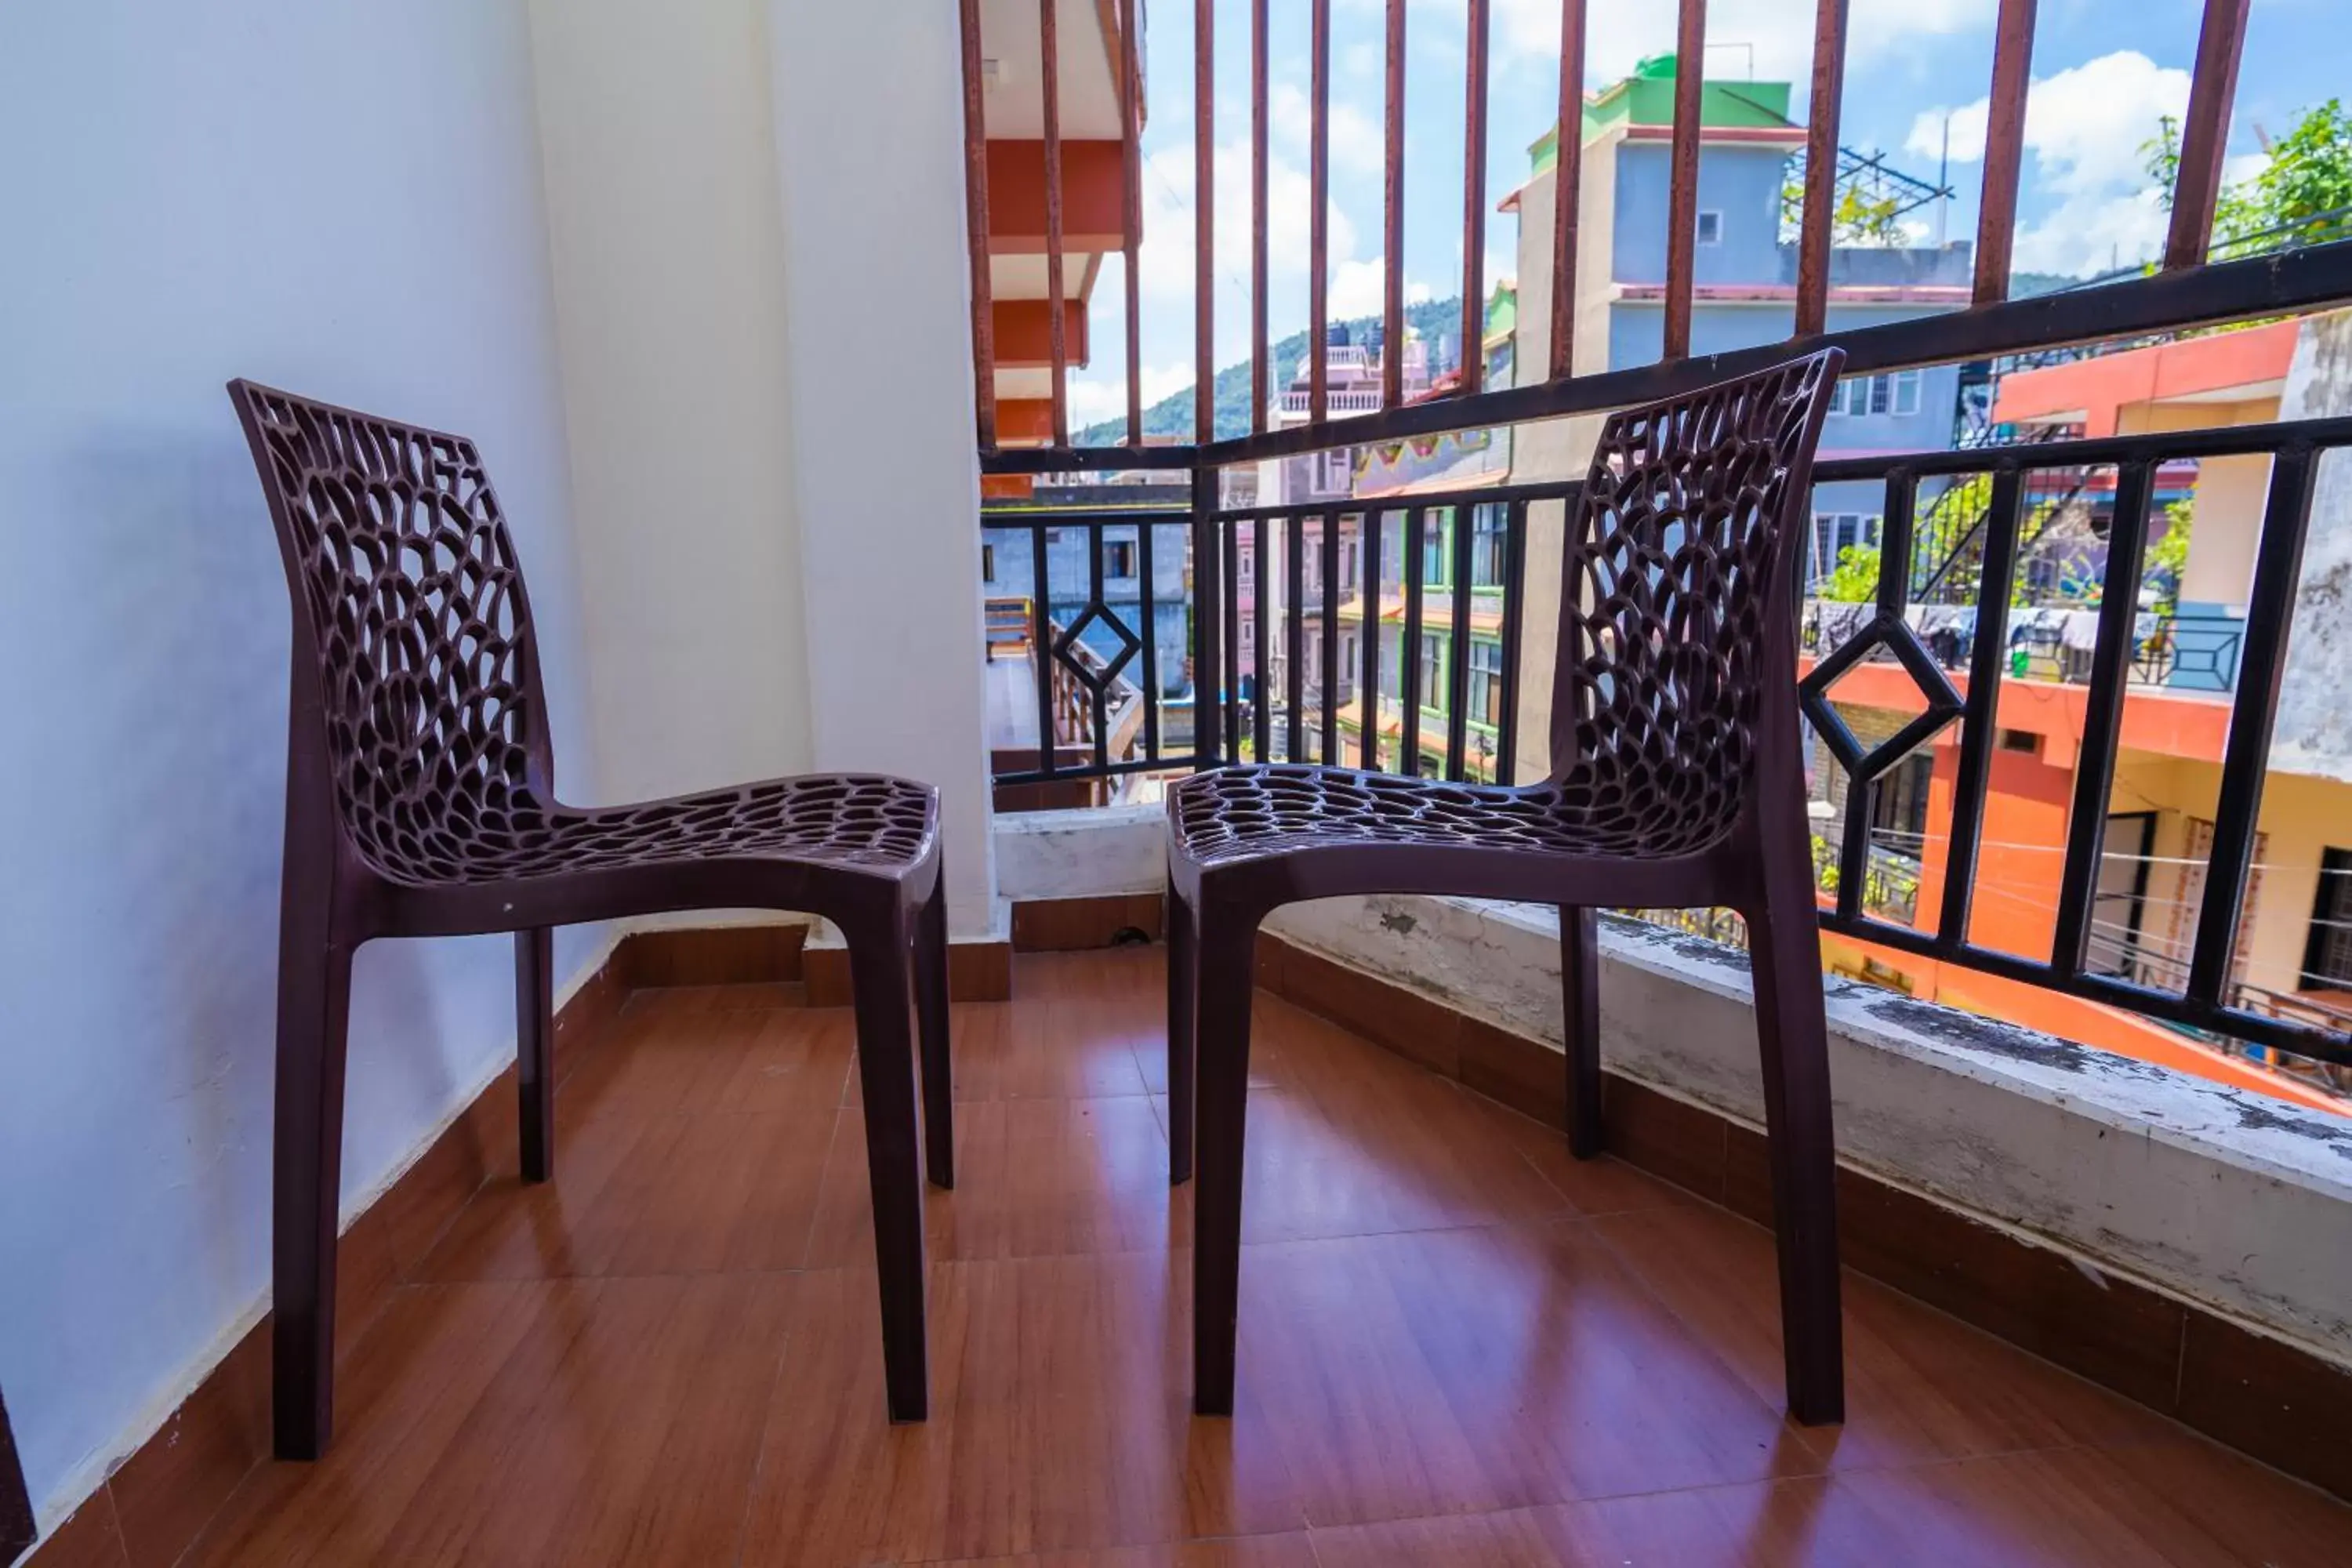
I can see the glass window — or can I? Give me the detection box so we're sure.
[2306,848,2352,989]
[1468,639,1505,725]
[1421,516,1448,586]
[1696,210,1723,245]
[1418,633,1443,709]
[1892,369,1922,416]
[1470,507,1506,587]
[1104,539,1135,578]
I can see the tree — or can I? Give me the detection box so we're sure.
[2146,498,2194,614]
[2143,99,2352,257]
[1819,543,1880,602]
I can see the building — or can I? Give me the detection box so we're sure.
[1502,53,1973,702]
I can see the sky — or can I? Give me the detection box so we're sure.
[1062,0,2351,430]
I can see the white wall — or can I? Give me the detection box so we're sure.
[770,0,1000,937]
[0,0,601,1534]
[525,0,816,806]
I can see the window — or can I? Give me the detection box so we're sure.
[1338,537,1358,589]
[1240,617,1254,652]
[1313,449,1350,495]
[1239,546,1254,584]
[2304,848,2352,990]
[1696,209,1723,246]
[1809,514,1882,584]
[1417,633,1444,710]
[1468,639,1505,725]
[1868,754,1933,855]
[1341,632,1358,683]
[1998,728,2039,754]
[1470,507,1505,587]
[1104,540,1135,578]
[1831,371,1925,418]
[981,543,996,582]
[1421,517,1448,586]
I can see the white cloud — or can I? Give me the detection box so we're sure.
[1269,82,1383,176]
[1328,256,1436,319]
[1134,138,1361,303]
[1905,51,2194,274]
[1064,361,1192,427]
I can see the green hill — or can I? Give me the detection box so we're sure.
[1075,296,1465,445]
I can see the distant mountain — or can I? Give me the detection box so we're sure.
[1075,296,1466,447]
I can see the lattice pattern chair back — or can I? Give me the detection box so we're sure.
[230,382,554,882]
[1548,351,1838,856]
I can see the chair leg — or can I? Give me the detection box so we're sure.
[847,914,929,1422]
[1559,906,1602,1160]
[517,927,555,1184]
[913,865,954,1190]
[1744,890,1845,1426]
[1167,880,1198,1186]
[1190,905,1258,1417]
[273,931,354,1461]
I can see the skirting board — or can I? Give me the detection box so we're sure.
[1249,930,2352,1508]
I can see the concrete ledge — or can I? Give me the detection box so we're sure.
[993,804,1164,902]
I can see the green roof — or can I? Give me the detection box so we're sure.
[1528,55,1794,174]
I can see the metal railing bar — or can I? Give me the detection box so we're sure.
[1460,0,1490,399]
[1287,510,1305,761]
[1497,498,1527,786]
[1446,504,1475,779]
[1382,0,1406,409]
[1254,513,1272,760]
[1251,0,1270,436]
[1311,0,1331,424]
[1662,0,1707,359]
[1322,506,1342,764]
[1138,518,1162,764]
[1400,506,1426,774]
[2188,445,2318,1004]
[1121,0,1144,445]
[1194,0,1215,443]
[956,0,995,450]
[1087,521,1109,771]
[1030,524,1055,779]
[2166,0,2254,271]
[2050,459,2156,978]
[1191,465,1223,769]
[1548,0,1588,381]
[1041,0,1069,446]
[1212,478,1583,521]
[1794,0,1849,337]
[1973,0,2039,305]
[1933,466,2025,946]
[1361,508,1383,769]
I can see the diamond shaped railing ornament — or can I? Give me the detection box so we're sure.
[1053,601,1142,696]
[1798,609,1965,787]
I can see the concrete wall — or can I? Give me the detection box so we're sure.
[0,0,603,1533]
[2274,310,2352,786]
[771,0,999,938]
[526,0,815,806]
[1611,142,1786,285]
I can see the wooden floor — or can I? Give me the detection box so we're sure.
[179,948,2352,1566]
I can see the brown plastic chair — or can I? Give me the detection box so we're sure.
[230,381,951,1459]
[1167,350,1848,1426]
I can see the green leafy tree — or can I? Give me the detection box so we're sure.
[1819,543,1881,602]
[2143,100,2352,257]
[2146,498,2194,613]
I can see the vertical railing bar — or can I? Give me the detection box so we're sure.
[1496,497,1529,786]
[957,0,996,450]
[1191,465,1222,769]
[1795,0,1850,338]
[1362,510,1384,768]
[1446,506,1475,779]
[1088,521,1109,772]
[1382,0,1406,409]
[1251,0,1270,434]
[1121,0,1145,445]
[2051,460,2156,978]
[2165,0,2254,271]
[1662,0,1708,361]
[1973,0,2040,306]
[1460,0,1490,399]
[1548,0,1588,381]
[1401,506,1426,774]
[1287,511,1305,761]
[1195,0,1215,442]
[1138,519,1163,764]
[1876,469,1918,619]
[1935,466,2025,949]
[1254,513,1273,761]
[1310,0,1331,424]
[1225,513,1243,762]
[1836,768,1870,925]
[1031,523,1056,779]
[1041,0,1070,447]
[1323,506,1342,764]
[2188,445,2318,1004]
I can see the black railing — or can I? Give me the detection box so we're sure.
[1799,413,2352,1070]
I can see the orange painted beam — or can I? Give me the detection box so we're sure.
[994,398,1057,444]
[986,140,1130,252]
[981,474,1035,501]
[993,300,1090,368]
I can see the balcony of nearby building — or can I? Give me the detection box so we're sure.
[9,5,2352,1568]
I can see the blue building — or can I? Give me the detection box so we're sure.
[979,481,1192,700]
[1508,54,1971,585]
